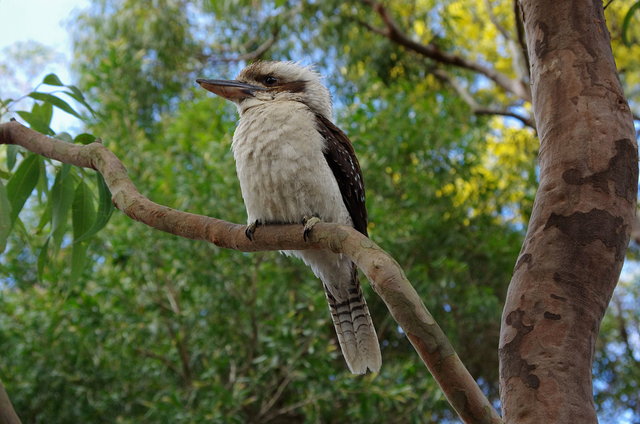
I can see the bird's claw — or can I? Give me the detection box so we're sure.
[245,220,261,241]
[303,216,322,241]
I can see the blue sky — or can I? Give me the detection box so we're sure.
[0,0,86,52]
[0,0,89,130]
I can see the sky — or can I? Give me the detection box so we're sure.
[0,0,90,130]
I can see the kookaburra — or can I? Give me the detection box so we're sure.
[197,61,381,374]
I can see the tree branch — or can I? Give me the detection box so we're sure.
[360,0,531,102]
[500,1,637,422]
[433,69,535,128]
[483,0,511,41]
[0,380,21,424]
[210,31,278,63]
[0,121,502,424]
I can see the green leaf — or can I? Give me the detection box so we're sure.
[50,164,75,249]
[74,133,97,145]
[36,196,52,232]
[76,173,114,242]
[70,239,88,282]
[6,144,17,170]
[622,1,640,46]
[43,73,64,86]
[55,132,74,143]
[33,101,53,128]
[63,86,96,116]
[70,180,96,281]
[17,102,54,135]
[6,154,41,226]
[36,155,49,200]
[28,92,83,120]
[74,173,114,243]
[37,237,50,282]
[0,179,11,253]
[72,179,97,242]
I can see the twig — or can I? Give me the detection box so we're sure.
[483,0,511,40]
[360,0,531,102]
[0,121,503,424]
[135,348,181,377]
[433,69,535,128]
[211,33,278,63]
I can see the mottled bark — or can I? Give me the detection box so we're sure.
[499,1,638,423]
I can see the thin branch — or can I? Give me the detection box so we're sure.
[433,69,535,128]
[360,0,531,102]
[0,380,21,424]
[262,394,331,423]
[211,32,278,63]
[164,287,193,388]
[0,121,502,424]
[483,0,511,41]
[257,337,314,420]
[135,348,182,377]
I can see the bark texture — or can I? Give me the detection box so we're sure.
[499,1,638,423]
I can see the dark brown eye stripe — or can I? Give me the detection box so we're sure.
[269,80,307,93]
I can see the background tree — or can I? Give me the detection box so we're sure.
[0,0,638,422]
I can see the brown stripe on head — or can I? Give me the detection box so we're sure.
[269,80,307,93]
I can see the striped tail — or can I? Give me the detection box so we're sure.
[324,266,382,374]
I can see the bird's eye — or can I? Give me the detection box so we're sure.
[264,75,278,86]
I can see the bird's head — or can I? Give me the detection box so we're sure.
[197,61,332,119]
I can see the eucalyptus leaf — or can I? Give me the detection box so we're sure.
[0,179,11,252]
[43,73,64,86]
[6,154,41,225]
[28,92,83,120]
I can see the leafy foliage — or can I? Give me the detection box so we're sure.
[0,0,638,422]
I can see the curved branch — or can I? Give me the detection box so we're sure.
[360,0,531,102]
[0,121,502,424]
[433,69,535,129]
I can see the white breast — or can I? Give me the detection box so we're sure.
[232,101,352,226]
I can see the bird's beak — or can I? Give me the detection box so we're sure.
[196,79,265,100]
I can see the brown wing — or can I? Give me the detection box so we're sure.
[315,114,368,237]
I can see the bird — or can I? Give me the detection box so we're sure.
[196,61,381,374]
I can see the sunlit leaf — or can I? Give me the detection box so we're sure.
[74,133,97,145]
[63,86,96,116]
[16,107,54,135]
[28,92,83,120]
[43,73,64,86]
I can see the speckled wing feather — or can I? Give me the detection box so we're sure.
[314,114,368,236]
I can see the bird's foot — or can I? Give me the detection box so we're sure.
[245,220,262,241]
[302,215,322,242]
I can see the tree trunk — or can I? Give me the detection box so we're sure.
[499,1,638,423]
